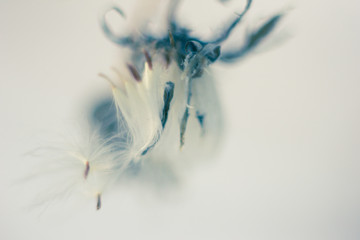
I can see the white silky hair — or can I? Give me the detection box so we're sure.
[110,52,223,168]
[31,51,223,210]
[28,0,284,211]
[28,129,129,209]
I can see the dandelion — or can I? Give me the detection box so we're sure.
[37,0,282,210]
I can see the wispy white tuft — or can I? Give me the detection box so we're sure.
[34,0,282,210]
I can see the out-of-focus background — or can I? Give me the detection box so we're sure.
[1,0,359,239]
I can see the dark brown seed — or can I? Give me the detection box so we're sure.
[96,193,102,210]
[127,64,141,82]
[84,161,90,179]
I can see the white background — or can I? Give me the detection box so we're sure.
[1,0,359,239]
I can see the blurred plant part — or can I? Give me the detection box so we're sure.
[37,0,283,210]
